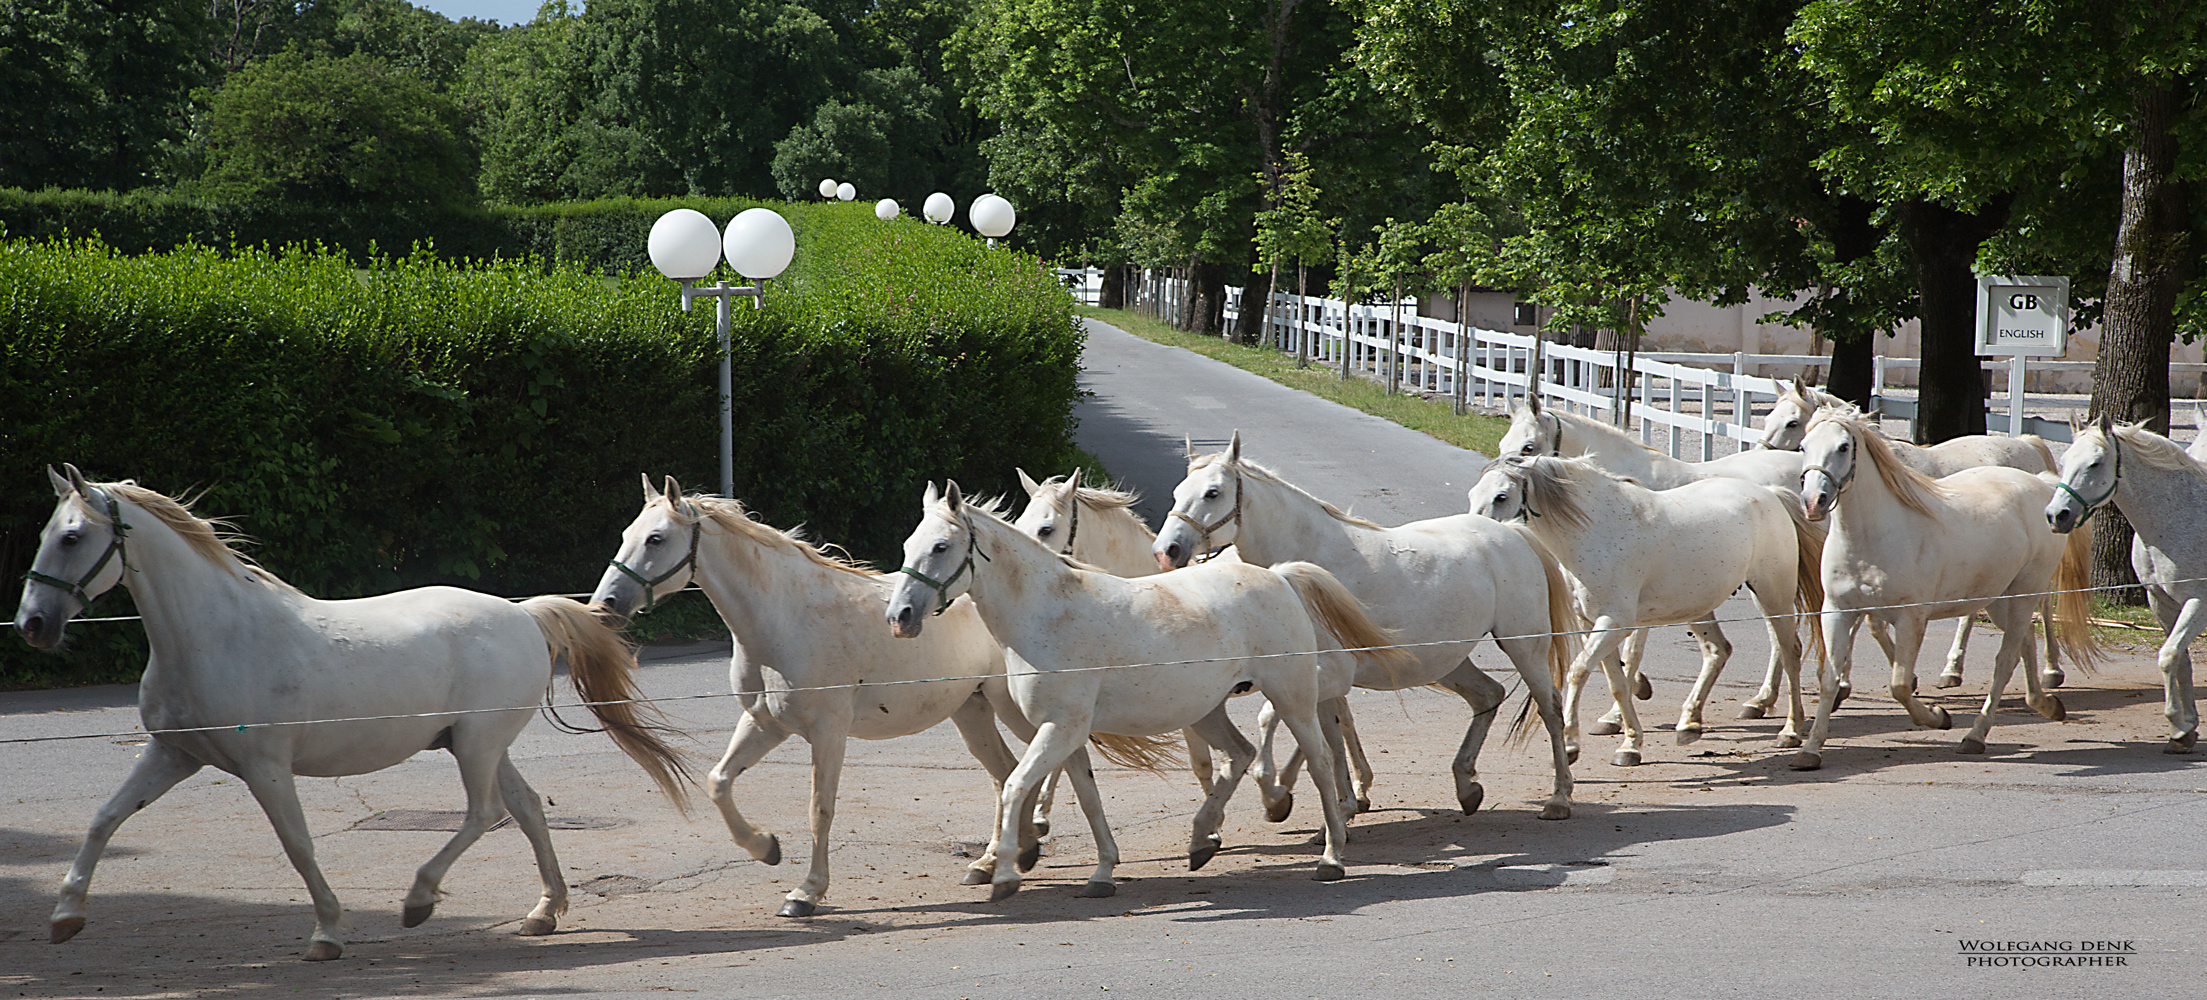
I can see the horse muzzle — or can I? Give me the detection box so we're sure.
[887,601,925,639]
[14,610,63,650]
[2046,503,2081,534]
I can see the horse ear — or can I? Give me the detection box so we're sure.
[1015,467,1041,496]
[923,481,940,506]
[1184,434,1196,460]
[1526,391,1543,415]
[48,466,73,498]
[642,472,662,503]
[1227,430,1242,464]
[1793,376,1809,397]
[2098,410,2115,435]
[944,480,964,510]
[664,476,685,506]
[1066,466,1083,492]
[62,463,92,497]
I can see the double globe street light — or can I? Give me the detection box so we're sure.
[647,207,795,498]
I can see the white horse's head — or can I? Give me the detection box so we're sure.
[591,474,702,623]
[15,465,132,650]
[887,481,978,637]
[1468,459,1533,522]
[1796,416,1859,521]
[1497,395,1561,459]
[2047,414,2120,535]
[1010,466,1081,553]
[1758,379,1820,451]
[1154,432,1243,570]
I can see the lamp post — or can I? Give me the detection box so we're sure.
[971,193,1016,246]
[647,207,795,497]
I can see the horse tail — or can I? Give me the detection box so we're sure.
[2020,434,2058,474]
[1271,560,1414,684]
[1775,488,1831,677]
[2050,522,2102,674]
[523,596,695,813]
[1506,526,1580,746]
[1087,733,1184,774]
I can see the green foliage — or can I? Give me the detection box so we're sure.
[0,203,1081,687]
[770,66,951,200]
[195,50,477,206]
[1254,152,1335,275]
[0,0,212,190]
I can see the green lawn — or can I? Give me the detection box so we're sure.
[1079,306,1512,457]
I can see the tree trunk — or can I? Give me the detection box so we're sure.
[2089,83,2190,602]
[1823,193,1884,407]
[1827,332,1875,408]
[1894,195,2012,443]
[1100,265,1127,310]
[1237,264,1275,345]
[1178,256,1201,331]
[1193,260,1228,337]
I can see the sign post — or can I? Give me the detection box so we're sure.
[1975,275,2069,437]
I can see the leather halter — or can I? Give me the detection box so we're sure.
[2054,435,2121,525]
[25,489,130,610]
[900,514,988,616]
[1052,486,1081,556]
[606,502,702,614]
[1168,467,1242,561]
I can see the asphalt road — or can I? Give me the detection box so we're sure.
[2,317,2202,997]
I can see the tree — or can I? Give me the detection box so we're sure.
[0,0,212,190]
[770,66,948,199]
[196,49,476,205]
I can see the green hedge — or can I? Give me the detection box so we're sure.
[0,203,1081,687]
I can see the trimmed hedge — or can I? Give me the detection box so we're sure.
[0,203,1081,687]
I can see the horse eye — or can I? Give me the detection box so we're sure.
[60,531,79,547]
[1521,443,1538,455]
[646,532,664,546]
[1837,442,1850,452]
[1785,419,1799,428]
[932,540,949,554]
[1037,525,1054,537]
[1204,487,1219,499]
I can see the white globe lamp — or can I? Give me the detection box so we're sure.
[647,209,723,281]
[875,198,900,221]
[818,178,838,199]
[971,194,1016,239]
[835,182,856,202]
[722,208,795,280]
[923,192,955,224]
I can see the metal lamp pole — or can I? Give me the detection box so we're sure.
[648,207,796,499]
[677,279,762,498]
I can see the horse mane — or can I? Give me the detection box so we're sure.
[2105,422,2207,483]
[93,482,299,593]
[932,493,1100,570]
[1806,409,1950,516]
[1483,457,1598,531]
[1550,408,1664,456]
[1190,452,1383,529]
[1037,475,1142,512]
[669,495,877,578]
[1779,383,1850,413]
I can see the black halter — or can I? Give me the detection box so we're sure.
[1054,488,1081,556]
[900,515,989,615]
[1168,468,1242,561]
[25,489,130,610]
[605,503,702,614]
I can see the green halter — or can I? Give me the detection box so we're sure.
[2055,435,2121,525]
[24,489,131,610]
[899,515,988,616]
[1168,467,1243,561]
[605,503,702,614]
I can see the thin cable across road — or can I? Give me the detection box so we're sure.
[4,575,2187,747]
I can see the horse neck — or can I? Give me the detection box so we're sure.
[963,512,1075,630]
[1070,499,1160,577]
[1522,470,1635,568]
[2110,443,2207,554]
[690,525,875,656]
[1229,472,1364,567]
[1828,447,1927,541]
[1560,415,1663,481]
[110,500,276,661]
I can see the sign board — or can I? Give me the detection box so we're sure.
[1975,275,2069,357]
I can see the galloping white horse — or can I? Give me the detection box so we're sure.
[2045,418,2207,753]
[1760,380,2061,688]
[15,467,690,961]
[590,476,1090,916]
[1153,434,1578,820]
[1498,394,1805,490]
[888,483,1405,899]
[1470,456,1824,764]
[1793,411,2096,769]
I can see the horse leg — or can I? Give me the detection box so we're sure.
[1055,746,1121,896]
[773,714,852,917]
[1494,630,1572,820]
[1030,768,1061,839]
[1959,601,2034,754]
[1592,630,1646,735]
[2038,597,2066,689]
[1333,700,1374,813]
[1266,699,1350,881]
[1312,700,1354,831]
[1185,704,1259,868]
[1883,615,1949,730]
[948,691,1025,882]
[1186,728,1216,797]
[1674,618,1732,745]
[402,726,512,931]
[1436,659,1508,808]
[1793,608,1863,770]
[1937,617,1973,688]
[495,755,566,936]
[1252,698,1299,822]
[50,741,202,945]
[238,764,348,961]
[1578,621,1645,766]
[708,712,793,870]
[1741,619,1784,720]
[2152,594,2203,753]
[989,720,1089,902]
[973,704,1051,880]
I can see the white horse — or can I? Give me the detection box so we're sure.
[888,483,1406,899]
[2045,418,2207,753]
[1792,411,2096,769]
[1470,456,1824,765]
[15,467,690,961]
[1498,393,1806,490]
[1760,380,2061,688]
[588,476,1090,916]
[1152,433,1578,820]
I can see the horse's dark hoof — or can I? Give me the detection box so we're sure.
[1588,720,1622,736]
[1957,737,1986,755]
[1834,684,1851,707]
[1078,881,1115,898]
[1457,781,1485,816]
[1611,749,1641,767]
[2168,731,2199,754]
[1675,726,1703,745]
[1265,791,1293,823]
[50,917,83,944]
[518,915,556,936]
[1789,751,1823,771]
[1936,673,1963,689]
[1017,842,1041,873]
[761,834,782,867]
[776,898,817,918]
[962,867,991,885]
[1032,817,1050,838]
[1777,733,1803,749]
[2038,695,2066,722]
[304,940,342,962]
[1907,675,1918,693]
[1539,801,1571,821]
[1190,836,1221,871]
[1565,746,1581,765]
[1634,674,1653,700]
[989,880,1019,902]
[2043,669,2066,689]
[1932,707,1953,731]
[1737,703,1768,720]
[1355,797,1372,815]
[401,903,435,928]
[1313,863,1346,882]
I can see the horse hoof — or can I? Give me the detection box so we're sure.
[1078,881,1115,898]
[1588,720,1622,736]
[1017,843,1041,873]
[1032,817,1050,838]
[1565,747,1581,766]
[1313,863,1346,882]
[1958,737,1987,755]
[1789,751,1823,771]
[1936,673,1963,689]
[962,867,991,885]
[1777,734,1803,749]
[1736,703,1768,720]
[1355,798,1372,815]
[1190,838,1221,871]
[1634,674,1653,700]
[1932,707,1953,731]
[1907,675,1918,693]
[761,834,782,867]
[1611,749,1641,767]
[401,903,435,928]
[519,915,557,936]
[1265,792,1293,823]
[1834,683,1851,707]
[1675,726,1702,746]
[989,880,1020,902]
[2043,669,2066,689]
[2167,732,2199,754]
[50,917,84,944]
[776,898,817,918]
[1457,782,1485,816]
[2038,695,2067,722]
[304,940,343,962]
[1539,801,1571,821]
